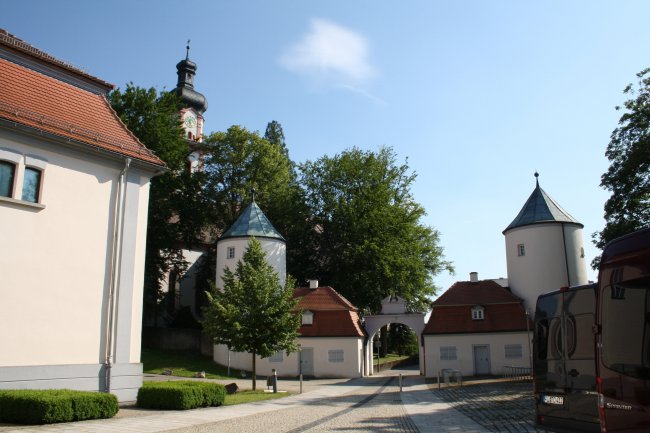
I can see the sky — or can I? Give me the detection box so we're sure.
[3,1,649,297]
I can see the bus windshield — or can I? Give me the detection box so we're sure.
[601,279,650,379]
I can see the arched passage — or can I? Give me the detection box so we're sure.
[363,296,425,376]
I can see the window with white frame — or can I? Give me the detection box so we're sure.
[440,346,457,360]
[269,351,284,363]
[302,310,313,325]
[227,246,235,259]
[517,244,525,256]
[471,305,485,320]
[505,344,523,359]
[0,150,47,205]
[328,349,344,363]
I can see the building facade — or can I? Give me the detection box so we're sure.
[0,29,165,401]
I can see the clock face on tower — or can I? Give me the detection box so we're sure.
[184,115,197,128]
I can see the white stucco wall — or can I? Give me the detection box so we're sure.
[214,337,364,378]
[423,332,531,378]
[0,131,151,379]
[505,223,588,313]
[215,237,286,290]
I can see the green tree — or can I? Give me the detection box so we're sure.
[203,125,315,283]
[109,84,211,324]
[202,238,301,390]
[299,146,453,312]
[264,120,288,158]
[593,68,650,268]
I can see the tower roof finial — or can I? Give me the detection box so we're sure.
[185,39,190,60]
[534,171,539,187]
[251,187,256,203]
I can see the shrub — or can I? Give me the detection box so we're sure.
[0,389,118,424]
[137,381,226,410]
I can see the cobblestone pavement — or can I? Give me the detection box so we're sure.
[433,381,551,433]
[164,375,420,433]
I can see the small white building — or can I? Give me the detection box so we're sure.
[0,29,165,401]
[423,275,531,378]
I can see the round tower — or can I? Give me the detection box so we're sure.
[503,173,588,312]
[215,200,286,290]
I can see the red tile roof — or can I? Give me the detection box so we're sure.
[0,32,165,167]
[293,287,364,338]
[432,280,522,305]
[293,286,358,311]
[423,279,530,335]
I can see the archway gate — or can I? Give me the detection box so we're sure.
[363,296,425,376]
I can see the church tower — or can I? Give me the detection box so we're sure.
[503,173,588,313]
[215,199,286,290]
[175,41,208,172]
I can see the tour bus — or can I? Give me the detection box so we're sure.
[534,227,650,433]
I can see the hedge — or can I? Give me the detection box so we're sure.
[0,389,118,424]
[137,381,226,410]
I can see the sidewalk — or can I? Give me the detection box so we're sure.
[0,375,489,433]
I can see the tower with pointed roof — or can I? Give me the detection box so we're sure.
[503,173,588,312]
[215,199,287,290]
[175,41,208,172]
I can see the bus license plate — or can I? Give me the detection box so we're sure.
[542,394,564,406]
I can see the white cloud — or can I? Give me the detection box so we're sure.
[279,18,376,88]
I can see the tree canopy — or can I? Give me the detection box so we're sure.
[593,68,650,267]
[202,238,301,389]
[109,84,211,323]
[299,147,453,312]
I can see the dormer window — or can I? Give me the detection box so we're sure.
[302,310,313,325]
[472,305,485,320]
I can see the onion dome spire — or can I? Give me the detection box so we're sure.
[175,39,208,113]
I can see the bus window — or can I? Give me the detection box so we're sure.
[601,280,650,379]
[536,319,549,360]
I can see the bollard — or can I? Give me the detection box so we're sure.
[438,370,441,390]
[399,373,403,392]
[272,369,278,393]
[299,373,303,394]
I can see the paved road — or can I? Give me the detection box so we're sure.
[0,369,546,433]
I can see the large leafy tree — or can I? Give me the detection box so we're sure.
[109,84,210,323]
[299,146,453,313]
[202,125,314,283]
[593,68,650,267]
[202,238,301,390]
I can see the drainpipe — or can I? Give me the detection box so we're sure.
[105,158,131,393]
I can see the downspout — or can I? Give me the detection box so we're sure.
[105,158,131,393]
[561,223,571,286]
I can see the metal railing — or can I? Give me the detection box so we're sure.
[503,365,532,381]
[438,369,463,389]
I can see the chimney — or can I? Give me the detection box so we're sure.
[308,279,319,289]
[470,272,478,283]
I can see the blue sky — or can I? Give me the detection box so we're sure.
[3,1,649,295]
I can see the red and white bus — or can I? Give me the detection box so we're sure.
[534,227,650,433]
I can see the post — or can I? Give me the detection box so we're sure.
[272,369,278,393]
[526,309,533,373]
[438,370,441,390]
[399,373,403,392]
[300,373,303,394]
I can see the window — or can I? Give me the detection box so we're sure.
[227,247,235,259]
[505,344,523,359]
[472,305,485,320]
[0,160,15,197]
[328,350,344,363]
[302,310,313,325]
[269,351,283,363]
[517,244,525,256]
[21,167,41,202]
[440,346,457,360]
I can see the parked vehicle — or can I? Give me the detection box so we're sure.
[534,284,599,432]
[534,227,650,433]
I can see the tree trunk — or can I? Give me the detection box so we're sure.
[252,350,257,390]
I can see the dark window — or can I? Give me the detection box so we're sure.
[21,167,41,202]
[601,280,650,379]
[0,160,15,197]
